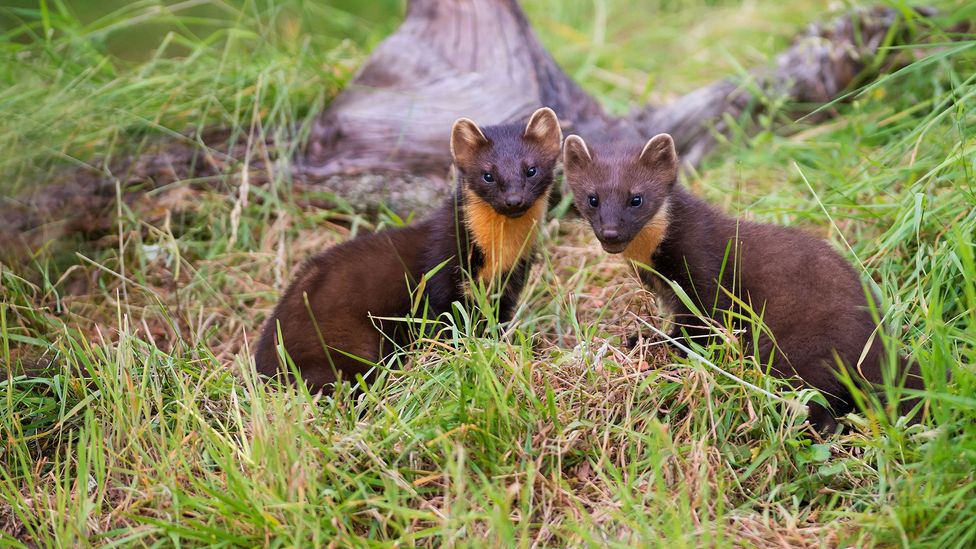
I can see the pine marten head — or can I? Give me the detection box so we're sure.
[450,107,563,218]
[563,133,678,255]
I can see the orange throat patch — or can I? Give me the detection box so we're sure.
[463,188,548,282]
[622,199,671,266]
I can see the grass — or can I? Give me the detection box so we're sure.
[1,0,975,546]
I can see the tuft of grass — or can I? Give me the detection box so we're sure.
[2,0,975,546]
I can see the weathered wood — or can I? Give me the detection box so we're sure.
[302,3,919,183]
[632,6,920,165]
[301,0,615,179]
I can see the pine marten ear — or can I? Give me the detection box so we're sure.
[638,133,678,184]
[451,117,489,168]
[523,107,562,158]
[562,134,592,177]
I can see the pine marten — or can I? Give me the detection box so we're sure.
[255,108,563,392]
[562,132,924,432]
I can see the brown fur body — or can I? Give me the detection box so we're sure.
[563,133,923,431]
[255,109,562,392]
[255,225,428,389]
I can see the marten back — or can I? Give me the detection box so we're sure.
[254,222,431,389]
[563,133,924,432]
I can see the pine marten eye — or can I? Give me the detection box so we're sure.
[630,195,643,207]
[588,195,599,208]
[483,172,494,183]
[525,166,537,177]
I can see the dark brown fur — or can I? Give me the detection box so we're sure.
[255,108,562,392]
[563,133,924,432]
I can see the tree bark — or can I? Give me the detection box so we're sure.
[301,3,921,185]
[302,0,616,178]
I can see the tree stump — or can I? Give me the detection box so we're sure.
[299,2,924,206]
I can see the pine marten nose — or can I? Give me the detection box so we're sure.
[601,228,621,241]
[505,195,525,208]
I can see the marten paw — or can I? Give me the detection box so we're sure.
[624,333,640,350]
[806,403,843,436]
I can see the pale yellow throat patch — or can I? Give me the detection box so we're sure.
[463,188,548,282]
[622,199,671,266]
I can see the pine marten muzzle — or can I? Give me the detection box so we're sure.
[255,108,563,392]
[563,133,924,432]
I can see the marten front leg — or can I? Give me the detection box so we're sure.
[495,260,530,325]
[415,264,463,339]
[625,271,689,352]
